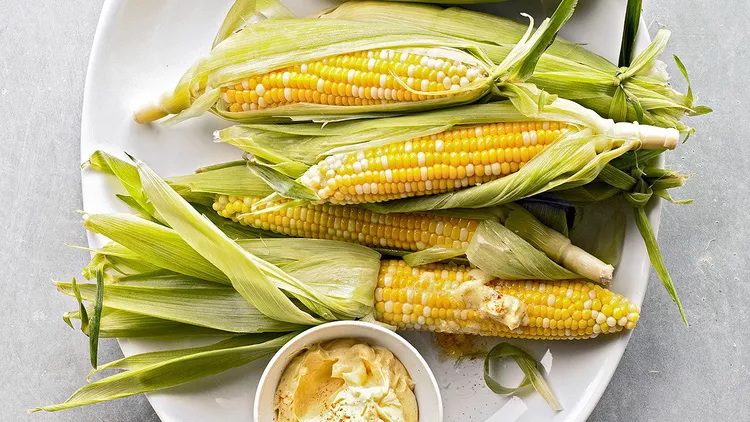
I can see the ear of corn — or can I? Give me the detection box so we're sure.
[373,260,639,339]
[213,194,479,251]
[135,1,579,125]
[300,120,569,205]
[213,96,678,208]
[321,1,710,131]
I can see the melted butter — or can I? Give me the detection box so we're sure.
[274,339,418,422]
[434,333,484,360]
[451,269,527,330]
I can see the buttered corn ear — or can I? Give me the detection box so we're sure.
[300,121,569,205]
[374,260,639,339]
[221,49,487,113]
[212,194,478,251]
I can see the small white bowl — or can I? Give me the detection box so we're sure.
[254,321,443,422]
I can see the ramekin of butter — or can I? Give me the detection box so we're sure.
[255,321,442,422]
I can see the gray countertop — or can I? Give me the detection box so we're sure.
[0,1,745,421]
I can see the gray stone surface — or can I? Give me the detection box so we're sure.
[0,1,744,421]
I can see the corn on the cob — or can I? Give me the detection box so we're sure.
[299,121,570,205]
[212,194,478,251]
[221,49,487,113]
[135,0,579,125]
[322,1,708,131]
[374,260,639,339]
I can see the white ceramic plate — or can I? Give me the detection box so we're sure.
[80,1,657,421]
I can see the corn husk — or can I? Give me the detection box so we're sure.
[34,332,296,412]
[64,307,236,338]
[135,0,578,125]
[569,198,627,266]
[57,279,300,333]
[212,0,295,48]
[502,204,614,283]
[484,342,561,411]
[320,1,711,131]
[466,220,577,281]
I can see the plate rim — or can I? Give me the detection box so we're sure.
[79,1,662,421]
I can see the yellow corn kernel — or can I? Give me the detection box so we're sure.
[212,195,476,252]
[220,48,488,113]
[373,260,640,340]
[301,121,569,205]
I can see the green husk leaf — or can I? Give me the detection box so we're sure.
[84,151,159,222]
[89,270,105,368]
[608,85,629,123]
[92,333,289,375]
[569,198,627,265]
[112,272,223,289]
[86,150,272,209]
[162,88,221,127]
[82,248,164,280]
[505,0,578,82]
[235,238,380,318]
[115,195,159,222]
[535,183,621,204]
[519,202,570,236]
[246,160,319,201]
[672,55,712,118]
[598,164,637,191]
[167,163,274,198]
[484,342,562,411]
[621,29,670,80]
[66,307,232,338]
[403,246,466,267]
[466,220,576,280]
[33,332,296,412]
[83,213,228,284]
[611,149,663,170]
[135,157,329,325]
[654,189,692,204]
[71,278,89,332]
[619,0,643,67]
[632,207,686,324]
[56,280,300,333]
[213,0,296,48]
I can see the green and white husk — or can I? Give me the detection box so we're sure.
[321,1,711,131]
[57,278,300,333]
[135,0,578,125]
[484,342,562,411]
[33,332,297,412]
[64,307,235,338]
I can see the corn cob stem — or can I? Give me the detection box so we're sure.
[374,260,639,340]
[503,206,614,284]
